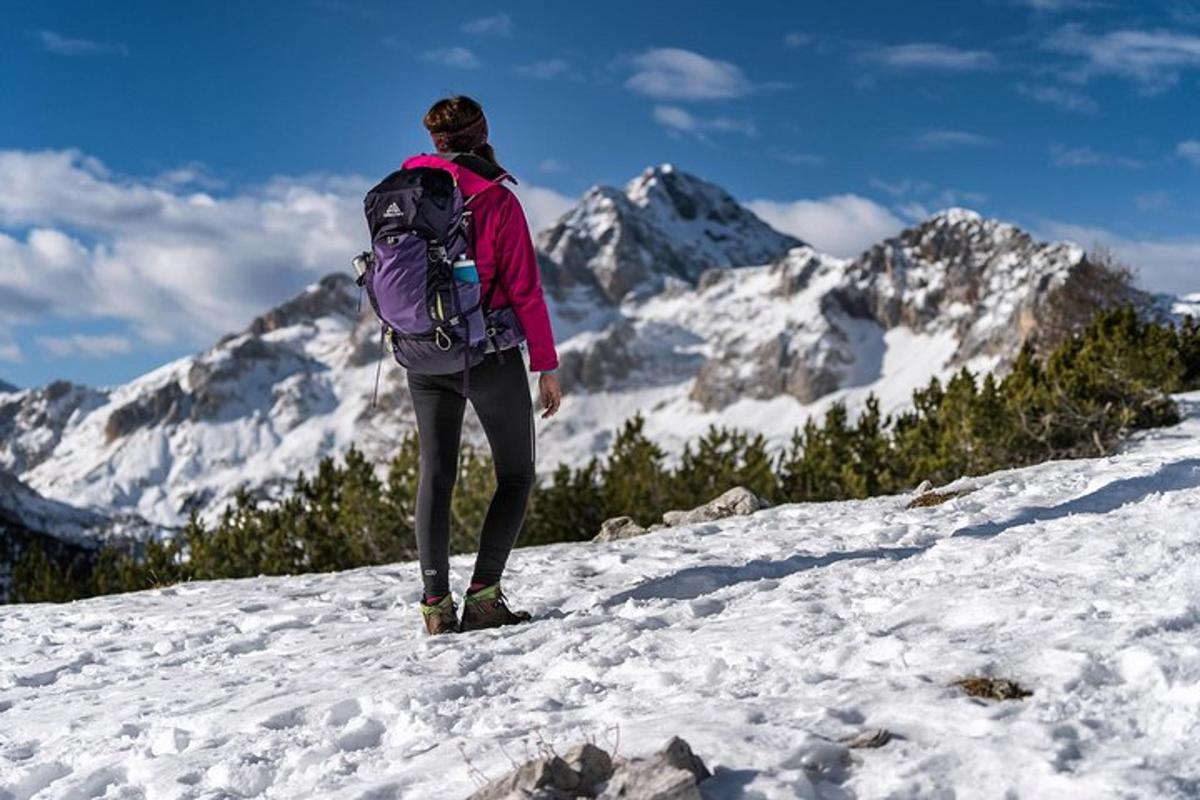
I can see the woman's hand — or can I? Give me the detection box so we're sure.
[538,373,562,419]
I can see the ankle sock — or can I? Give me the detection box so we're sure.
[467,581,491,595]
[424,593,446,606]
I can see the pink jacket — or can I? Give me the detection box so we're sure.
[402,154,559,373]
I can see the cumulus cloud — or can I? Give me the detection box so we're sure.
[652,105,756,138]
[38,30,129,57]
[0,149,367,345]
[0,149,578,354]
[625,48,754,100]
[1045,25,1200,89]
[461,13,513,37]
[746,195,906,258]
[869,43,996,71]
[1039,220,1200,294]
[419,46,480,69]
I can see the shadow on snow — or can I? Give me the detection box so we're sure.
[604,458,1200,605]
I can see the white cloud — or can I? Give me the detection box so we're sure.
[1016,82,1098,113]
[420,46,480,69]
[911,130,998,149]
[0,341,22,363]
[512,184,575,234]
[0,149,367,346]
[537,158,565,174]
[515,59,570,79]
[36,334,133,359]
[1046,25,1200,89]
[869,43,996,71]
[1177,139,1200,165]
[0,148,578,352]
[746,195,906,258]
[38,30,129,57]
[625,48,753,100]
[1039,221,1200,294]
[784,32,814,48]
[461,13,513,37]
[652,105,756,138]
[1050,144,1141,167]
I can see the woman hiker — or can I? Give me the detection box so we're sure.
[405,96,562,635]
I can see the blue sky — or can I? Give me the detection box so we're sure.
[2,0,1199,388]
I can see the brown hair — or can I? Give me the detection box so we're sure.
[423,95,500,167]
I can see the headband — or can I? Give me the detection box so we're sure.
[430,113,488,153]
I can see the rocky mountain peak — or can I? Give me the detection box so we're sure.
[0,379,15,394]
[537,164,802,302]
[238,273,360,339]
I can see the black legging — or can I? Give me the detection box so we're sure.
[407,351,535,598]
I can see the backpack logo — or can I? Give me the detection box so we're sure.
[383,202,402,218]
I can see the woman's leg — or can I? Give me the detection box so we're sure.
[467,352,536,587]
[408,371,467,599]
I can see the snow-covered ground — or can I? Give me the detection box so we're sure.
[4,397,1200,799]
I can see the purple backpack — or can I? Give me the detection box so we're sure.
[357,161,522,390]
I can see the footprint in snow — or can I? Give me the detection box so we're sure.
[336,718,386,752]
[324,698,362,727]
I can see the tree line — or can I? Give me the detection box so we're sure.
[12,307,1200,603]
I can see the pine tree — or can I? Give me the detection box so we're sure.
[601,414,672,525]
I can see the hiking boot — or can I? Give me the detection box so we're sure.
[460,583,532,632]
[420,594,459,635]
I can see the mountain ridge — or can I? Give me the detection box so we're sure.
[0,164,1177,542]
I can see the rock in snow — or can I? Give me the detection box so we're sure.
[3,395,1200,797]
[661,486,771,527]
[594,487,770,542]
[593,515,648,543]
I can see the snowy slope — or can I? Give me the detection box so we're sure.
[4,395,1200,799]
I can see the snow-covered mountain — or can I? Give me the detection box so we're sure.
[0,165,1162,537]
[539,164,803,303]
[4,394,1200,798]
[0,379,15,394]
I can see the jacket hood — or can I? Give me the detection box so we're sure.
[401,153,516,197]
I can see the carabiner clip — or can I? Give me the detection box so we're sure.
[435,328,453,351]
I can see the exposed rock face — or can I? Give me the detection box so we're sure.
[834,209,1148,364]
[538,164,802,302]
[240,273,361,339]
[0,381,108,475]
